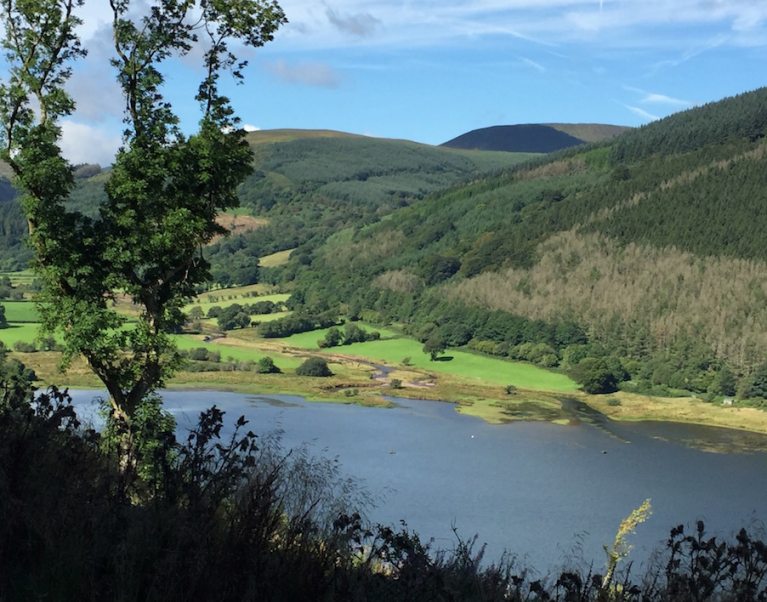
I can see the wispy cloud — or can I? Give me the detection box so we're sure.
[623,86,691,107]
[264,60,342,88]
[624,104,659,122]
[641,92,690,107]
[274,1,767,51]
[649,33,729,73]
[325,7,380,37]
[519,56,546,73]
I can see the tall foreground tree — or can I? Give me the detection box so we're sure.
[0,0,286,428]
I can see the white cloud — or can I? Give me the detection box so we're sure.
[271,0,767,51]
[624,104,659,122]
[60,120,121,166]
[242,124,260,132]
[264,60,342,88]
[641,92,691,107]
[519,56,546,73]
[624,86,692,107]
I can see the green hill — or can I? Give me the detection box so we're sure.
[285,87,767,400]
[0,131,536,277]
[442,123,629,153]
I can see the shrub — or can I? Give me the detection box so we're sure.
[504,385,517,396]
[206,305,223,318]
[12,341,36,353]
[390,378,403,389]
[318,327,343,349]
[296,357,333,377]
[256,357,281,374]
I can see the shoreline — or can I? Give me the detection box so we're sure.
[16,349,767,444]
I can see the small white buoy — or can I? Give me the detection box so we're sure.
[470,435,475,439]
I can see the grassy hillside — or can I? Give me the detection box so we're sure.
[286,87,767,401]
[0,130,535,284]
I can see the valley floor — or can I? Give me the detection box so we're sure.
[17,335,767,448]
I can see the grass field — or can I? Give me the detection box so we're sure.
[185,293,290,315]
[0,270,36,286]
[0,322,41,346]
[278,327,577,392]
[171,334,303,370]
[1,301,40,322]
[259,249,294,267]
[280,323,401,348]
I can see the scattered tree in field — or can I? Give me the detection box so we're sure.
[217,304,252,330]
[423,335,447,361]
[318,327,343,348]
[187,306,205,322]
[256,356,280,374]
[0,305,5,328]
[0,0,286,438]
[296,357,333,377]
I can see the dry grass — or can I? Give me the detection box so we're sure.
[211,214,268,243]
[259,248,294,267]
[589,391,767,435]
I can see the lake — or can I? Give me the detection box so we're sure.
[69,389,767,574]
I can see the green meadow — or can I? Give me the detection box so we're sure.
[278,327,577,392]
[0,322,42,346]
[2,301,40,322]
[0,270,36,286]
[259,248,294,267]
[171,334,302,370]
[280,323,401,348]
[185,292,290,315]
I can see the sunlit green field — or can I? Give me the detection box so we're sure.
[278,329,577,392]
[280,323,401,348]
[185,293,290,315]
[0,270,35,286]
[2,301,40,322]
[171,334,302,369]
[259,248,294,267]
[0,322,41,346]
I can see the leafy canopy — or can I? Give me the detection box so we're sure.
[0,0,286,423]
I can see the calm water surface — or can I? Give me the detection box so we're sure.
[70,389,767,573]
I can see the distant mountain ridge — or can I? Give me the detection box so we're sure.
[0,128,536,273]
[442,123,631,153]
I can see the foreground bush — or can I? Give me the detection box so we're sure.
[1,360,766,600]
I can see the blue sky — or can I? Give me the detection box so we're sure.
[59,0,767,164]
